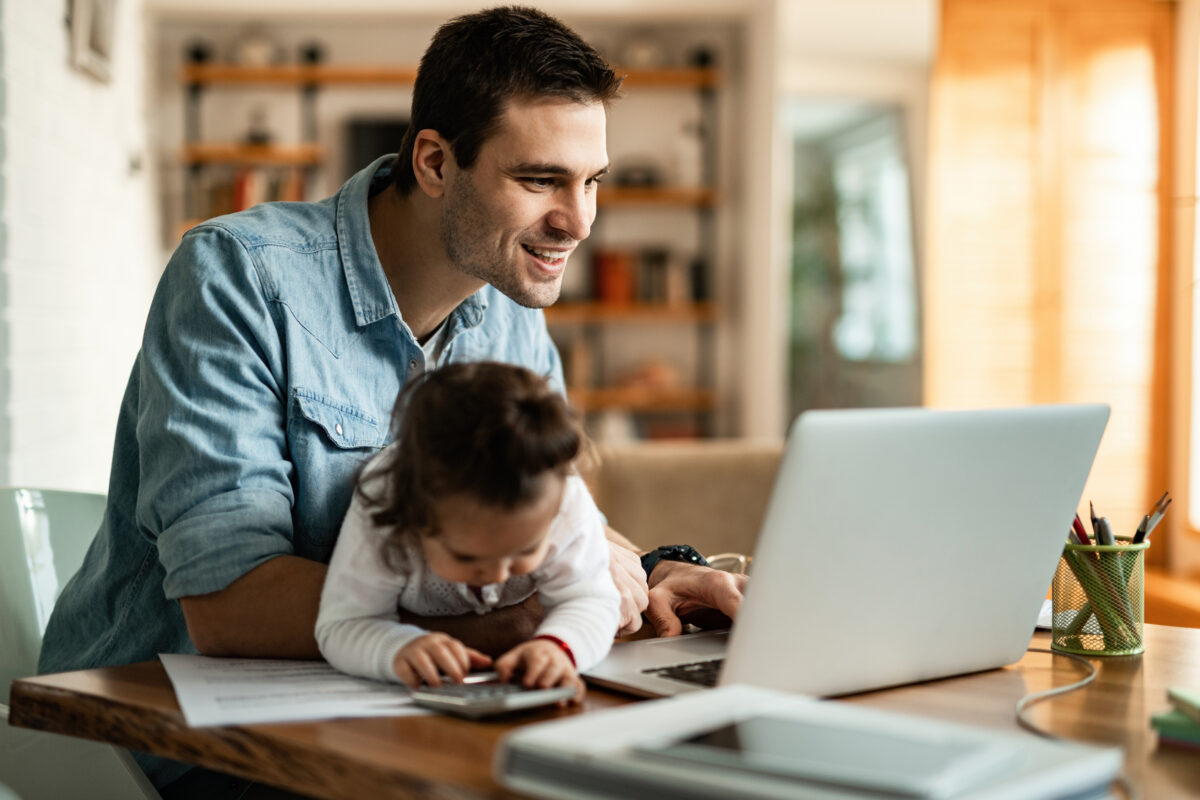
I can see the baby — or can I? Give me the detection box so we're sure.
[316,361,619,698]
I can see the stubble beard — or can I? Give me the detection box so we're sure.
[440,170,563,309]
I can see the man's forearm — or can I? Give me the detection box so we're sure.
[180,555,327,659]
[399,595,545,657]
[181,555,547,660]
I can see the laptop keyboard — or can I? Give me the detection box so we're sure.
[643,658,724,687]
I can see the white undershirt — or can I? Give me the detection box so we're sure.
[419,318,450,366]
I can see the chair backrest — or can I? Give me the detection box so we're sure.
[0,488,105,691]
[0,487,161,800]
[583,440,783,560]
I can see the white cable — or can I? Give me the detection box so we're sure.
[1016,647,1139,800]
[1016,647,1097,735]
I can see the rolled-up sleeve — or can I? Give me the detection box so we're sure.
[137,225,296,600]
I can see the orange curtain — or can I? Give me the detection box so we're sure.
[926,0,1172,563]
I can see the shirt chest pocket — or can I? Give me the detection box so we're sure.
[288,389,387,550]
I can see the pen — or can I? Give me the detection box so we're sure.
[1144,497,1172,540]
[1096,517,1115,546]
[1072,515,1092,546]
[1090,500,1100,540]
[1132,491,1171,543]
[1133,514,1150,544]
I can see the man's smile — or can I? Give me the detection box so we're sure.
[521,243,573,273]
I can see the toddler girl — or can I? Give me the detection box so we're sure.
[316,362,619,698]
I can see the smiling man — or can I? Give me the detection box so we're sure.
[38,6,745,797]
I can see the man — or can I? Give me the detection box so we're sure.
[39,6,746,794]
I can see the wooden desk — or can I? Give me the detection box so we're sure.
[8,625,1200,799]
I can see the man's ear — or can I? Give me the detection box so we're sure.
[412,129,452,199]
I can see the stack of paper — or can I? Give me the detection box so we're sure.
[159,654,424,726]
[1151,688,1200,752]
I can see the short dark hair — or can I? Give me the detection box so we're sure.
[359,362,584,568]
[392,5,621,195]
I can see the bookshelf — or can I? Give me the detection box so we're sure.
[543,302,717,325]
[181,143,323,166]
[175,58,724,438]
[180,63,716,89]
[568,386,717,413]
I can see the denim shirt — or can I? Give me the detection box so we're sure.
[37,155,564,786]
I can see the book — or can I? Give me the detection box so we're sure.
[1150,708,1200,749]
[591,248,637,304]
[1167,687,1200,725]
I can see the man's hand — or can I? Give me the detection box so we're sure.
[644,560,747,637]
[392,632,492,688]
[606,529,649,635]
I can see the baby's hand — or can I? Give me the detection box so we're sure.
[393,632,491,688]
[494,639,585,704]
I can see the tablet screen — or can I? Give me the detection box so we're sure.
[646,714,1015,798]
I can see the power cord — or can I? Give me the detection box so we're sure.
[1017,647,1139,800]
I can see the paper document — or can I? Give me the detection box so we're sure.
[1037,598,1053,630]
[160,653,426,727]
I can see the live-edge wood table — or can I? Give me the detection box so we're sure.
[8,625,1200,799]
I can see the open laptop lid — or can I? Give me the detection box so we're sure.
[719,404,1109,697]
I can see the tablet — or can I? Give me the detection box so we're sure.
[640,714,1017,798]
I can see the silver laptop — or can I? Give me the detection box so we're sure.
[584,404,1109,698]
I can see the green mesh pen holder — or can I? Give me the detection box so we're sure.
[1051,537,1147,656]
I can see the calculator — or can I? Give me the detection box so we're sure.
[409,672,576,719]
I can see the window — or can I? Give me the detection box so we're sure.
[788,102,920,416]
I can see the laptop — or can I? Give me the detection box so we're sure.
[584,404,1109,698]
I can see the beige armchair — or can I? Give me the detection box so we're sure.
[582,440,783,561]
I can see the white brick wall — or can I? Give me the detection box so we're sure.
[1,0,159,490]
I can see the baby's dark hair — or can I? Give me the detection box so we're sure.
[359,362,582,565]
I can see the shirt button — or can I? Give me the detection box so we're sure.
[409,359,418,370]
[335,423,344,436]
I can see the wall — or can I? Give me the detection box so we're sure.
[0,0,160,490]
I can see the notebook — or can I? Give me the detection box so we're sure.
[584,404,1109,698]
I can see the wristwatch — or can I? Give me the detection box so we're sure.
[640,544,709,578]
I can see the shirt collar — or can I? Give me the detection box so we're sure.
[336,154,491,337]
[336,155,402,328]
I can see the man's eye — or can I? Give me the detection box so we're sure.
[452,553,476,563]
[586,175,605,188]
[522,177,556,188]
